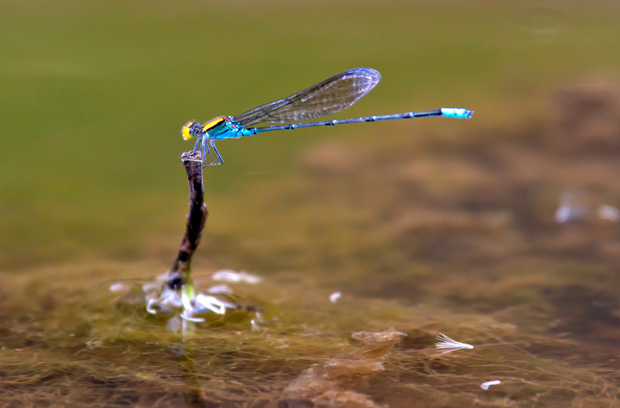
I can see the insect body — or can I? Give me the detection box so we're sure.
[182,68,473,166]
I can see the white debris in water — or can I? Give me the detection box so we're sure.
[480,380,501,390]
[197,293,235,314]
[145,282,236,324]
[180,310,205,322]
[597,205,620,222]
[146,299,159,314]
[554,206,588,223]
[109,282,129,292]
[212,269,262,284]
[435,333,474,354]
[206,285,233,294]
[146,286,183,314]
[329,292,342,303]
[180,293,236,322]
[554,191,590,223]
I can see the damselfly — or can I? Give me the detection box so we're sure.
[182,68,473,166]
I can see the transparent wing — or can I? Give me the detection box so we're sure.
[232,68,381,127]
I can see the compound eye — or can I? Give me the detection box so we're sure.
[182,121,195,140]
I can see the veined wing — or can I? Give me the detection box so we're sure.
[232,68,381,128]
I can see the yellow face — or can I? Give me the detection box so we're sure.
[182,117,226,140]
[182,121,197,140]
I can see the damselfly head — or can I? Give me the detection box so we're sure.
[182,121,202,140]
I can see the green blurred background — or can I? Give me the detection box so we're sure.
[2,0,618,272]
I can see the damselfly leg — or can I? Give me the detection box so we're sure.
[203,140,223,167]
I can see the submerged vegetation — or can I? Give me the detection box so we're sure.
[2,254,620,407]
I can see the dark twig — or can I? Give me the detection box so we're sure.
[167,151,207,290]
